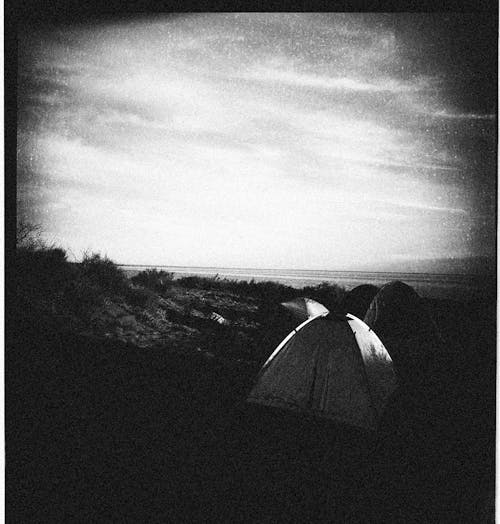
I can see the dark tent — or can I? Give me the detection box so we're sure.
[341,284,379,319]
[363,281,443,388]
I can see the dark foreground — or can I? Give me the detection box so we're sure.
[7,291,495,523]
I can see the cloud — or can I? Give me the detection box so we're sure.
[369,199,468,216]
[16,14,495,268]
[240,67,429,94]
[430,110,496,120]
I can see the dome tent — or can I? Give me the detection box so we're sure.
[340,284,380,320]
[280,297,330,321]
[363,281,443,386]
[247,312,397,431]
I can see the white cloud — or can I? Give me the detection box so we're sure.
[430,110,496,120]
[17,14,491,268]
[240,67,426,93]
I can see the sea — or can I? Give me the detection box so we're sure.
[119,265,496,301]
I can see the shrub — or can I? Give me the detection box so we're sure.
[15,244,75,292]
[131,269,174,293]
[62,276,105,319]
[244,280,296,303]
[177,275,222,290]
[176,275,297,303]
[125,286,159,309]
[15,222,72,286]
[80,253,128,294]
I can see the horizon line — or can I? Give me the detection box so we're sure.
[110,263,495,278]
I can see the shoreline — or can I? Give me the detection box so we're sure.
[118,263,493,278]
[120,266,494,301]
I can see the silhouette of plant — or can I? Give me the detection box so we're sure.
[80,252,128,294]
[131,269,174,293]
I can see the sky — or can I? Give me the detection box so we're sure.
[17,13,497,271]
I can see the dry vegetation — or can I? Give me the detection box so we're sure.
[11,228,349,364]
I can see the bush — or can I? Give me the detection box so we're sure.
[176,275,297,303]
[15,244,75,292]
[15,223,72,285]
[125,286,159,309]
[80,253,128,294]
[176,275,222,290]
[131,269,174,293]
[62,276,105,319]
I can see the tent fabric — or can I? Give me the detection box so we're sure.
[247,314,397,431]
[280,297,330,321]
[346,313,397,413]
[363,281,443,386]
[341,284,380,319]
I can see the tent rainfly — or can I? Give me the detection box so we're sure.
[247,312,397,431]
[363,280,444,386]
[341,284,380,320]
[280,297,330,321]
